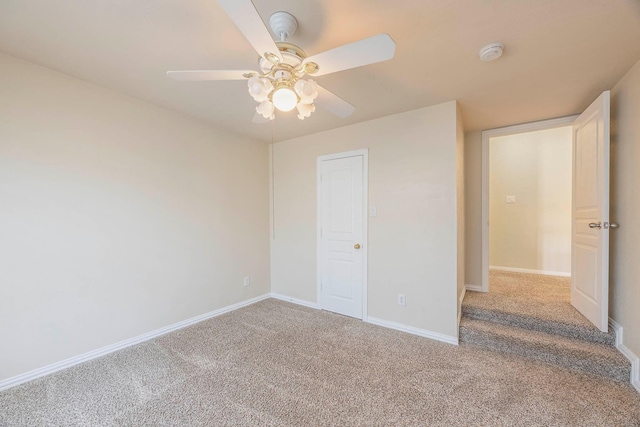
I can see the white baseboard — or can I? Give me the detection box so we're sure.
[270,293,320,309]
[0,293,271,392]
[270,293,457,346]
[609,318,640,393]
[465,284,483,292]
[366,316,458,346]
[490,265,571,277]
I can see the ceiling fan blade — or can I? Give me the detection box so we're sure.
[166,70,255,81]
[315,85,356,118]
[303,34,396,77]
[252,112,270,124]
[217,0,283,62]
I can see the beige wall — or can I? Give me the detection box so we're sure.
[456,105,465,317]
[0,53,270,381]
[464,131,483,287]
[270,102,461,339]
[464,60,640,363]
[489,127,572,274]
[610,59,640,359]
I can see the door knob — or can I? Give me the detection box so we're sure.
[589,222,601,229]
[354,243,361,249]
[607,222,619,229]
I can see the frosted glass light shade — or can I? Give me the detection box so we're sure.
[294,79,318,104]
[248,76,273,102]
[296,102,315,120]
[256,100,275,120]
[272,87,298,112]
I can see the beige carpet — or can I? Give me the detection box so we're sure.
[460,271,630,381]
[1,299,639,426]
[463,270,615,344]
[466,270,585,326]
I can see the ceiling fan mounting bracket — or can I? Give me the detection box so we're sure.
[269,11,298,41]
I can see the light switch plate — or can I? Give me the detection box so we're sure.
[369,207,377,217]
[506,195,516,204]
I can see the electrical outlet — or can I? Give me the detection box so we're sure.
[243,276,250,287]
[398,294,406,306]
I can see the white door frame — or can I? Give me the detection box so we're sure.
[316,149,369,319]
[480,115,578,292]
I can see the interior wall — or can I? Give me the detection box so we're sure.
[610,58,640,360]
[456,104,465,318]
[270,102,460,339]
[489,127,572,274]
[0,53,271,382]
[464,131,483,287]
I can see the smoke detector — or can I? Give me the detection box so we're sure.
[479,43,504,62]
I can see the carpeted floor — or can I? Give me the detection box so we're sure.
[463,270,615,344]
[460,270,630,382]
[1,298,639,426]
[466,270,588,328]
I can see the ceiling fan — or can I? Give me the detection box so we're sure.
[166,0,396,123]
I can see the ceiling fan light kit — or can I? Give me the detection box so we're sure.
[166,0,397,123]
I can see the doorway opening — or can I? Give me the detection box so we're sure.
[482,122,576,327]
[489,126,573,280]
[459,94,621,380]
[480,116,577,293]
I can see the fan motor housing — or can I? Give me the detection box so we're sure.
[259,42,306,74]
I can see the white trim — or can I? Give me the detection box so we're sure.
[274,293,459,346]
[609,318,640,393]
[489,265,571,278]
[465,284,483,292]
[458,286,467,328]
[0,293,270,392]
[270,293,320,309]
[366,317,458,345]
[316,149,369,320]
[481,115,579,292]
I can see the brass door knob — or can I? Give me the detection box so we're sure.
[354,243,361,250]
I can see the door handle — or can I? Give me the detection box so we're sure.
[589,222,601,229]
[605,222,619,229]
[354,243,361,250]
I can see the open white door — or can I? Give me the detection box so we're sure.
[571,91,610,332]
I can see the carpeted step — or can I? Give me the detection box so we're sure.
[462,305,616,346]
[459,317,631,382]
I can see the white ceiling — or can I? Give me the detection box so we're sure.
[1,0,640,142]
